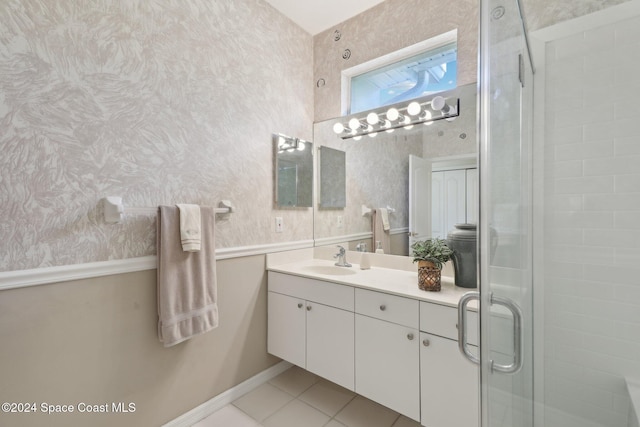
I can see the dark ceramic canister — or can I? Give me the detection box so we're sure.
[447,223,477,288]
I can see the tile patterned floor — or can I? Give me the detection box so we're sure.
[191,366,421,427]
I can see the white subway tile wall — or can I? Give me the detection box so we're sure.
[544,13,640,427]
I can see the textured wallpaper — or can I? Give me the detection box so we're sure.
[312,0,478,122]
[522,0,632,31]
[0,0,314,272]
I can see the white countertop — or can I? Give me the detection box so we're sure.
[267,253,477,309]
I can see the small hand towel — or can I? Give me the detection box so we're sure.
[379,208,390,231]
[157,206,218,347]
[177,204,201,252]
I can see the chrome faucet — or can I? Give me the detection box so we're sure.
[334,245,352,267]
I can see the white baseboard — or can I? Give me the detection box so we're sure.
[162,361,293,427]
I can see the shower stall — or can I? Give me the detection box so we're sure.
[475,0,640,426]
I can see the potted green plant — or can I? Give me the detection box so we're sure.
[411,238,453,291]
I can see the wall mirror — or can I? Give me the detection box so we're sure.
[274,133,313,208]
[312,83,478,254]
[318,146,346,209]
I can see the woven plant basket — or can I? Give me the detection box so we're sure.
[418,260,442,292]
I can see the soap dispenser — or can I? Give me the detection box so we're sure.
[359,243,371,270]
[375,241,384,254]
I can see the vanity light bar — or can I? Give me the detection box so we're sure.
[276,133,308,153]
[333,96,460,140]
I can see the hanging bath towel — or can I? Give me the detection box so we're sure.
[157,205,219,347]
[373,208,391,254]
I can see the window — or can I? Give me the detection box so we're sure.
[342,30,457,115]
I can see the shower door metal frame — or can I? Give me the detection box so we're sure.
[475,0,536,426]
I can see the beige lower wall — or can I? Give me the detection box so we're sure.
[0,255,278,427]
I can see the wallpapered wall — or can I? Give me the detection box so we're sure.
[522,0,631,31]
[0,0,314,272]
[310,0,478,245]
[313,0,479,123]
[1,0,629,273]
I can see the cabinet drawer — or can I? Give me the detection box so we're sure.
[268,271,354,311]
[420,301,478,346]
[355,288,418,328]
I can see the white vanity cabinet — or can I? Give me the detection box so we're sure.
[419,301,479,427]
[267,266,480,426]
[267,272,355,390]
[355,289,421,421]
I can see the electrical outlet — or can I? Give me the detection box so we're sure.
[275,217,283,233]
[337,215,343,228]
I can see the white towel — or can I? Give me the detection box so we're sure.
[379,208,390,231]
[157,206,218,347]
[177,204,201,252]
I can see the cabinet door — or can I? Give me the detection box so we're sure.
[355,314,420,421]
[306,302,355,391]
[420,333,479,427]
[267,292,306,368]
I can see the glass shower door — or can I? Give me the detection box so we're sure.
[466,0,535,426]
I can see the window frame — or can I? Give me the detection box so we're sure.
[340,29,458,116]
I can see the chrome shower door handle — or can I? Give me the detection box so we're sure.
[458,291,480,365]
[490,293,523,374]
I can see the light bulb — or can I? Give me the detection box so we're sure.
[297,141,305,151]
[348,118,361,131]
[353,135,362,141]
[368,132,378,138]
[421,110,432,121]
[445,105,458,121]
[386,108,399,121]
[383,119,391,129]
[333,122,345,134]
[407,101,421,116]
[385,127,395,133]
[366,112,380,125]
[431,96,446,111]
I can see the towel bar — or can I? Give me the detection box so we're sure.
[103,197,234,224]
[361,205,396,217]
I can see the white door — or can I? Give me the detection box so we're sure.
[306,302,355,391]
[466,168,479,224]
[267,292,306,368]
[431,171,445,238]
[420,332,479,427]
[408,155,432,252]
[443,169,467,236]
[355,314,420,421]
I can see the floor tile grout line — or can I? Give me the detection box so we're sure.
[322,394,357,426]
[267,372,320,397]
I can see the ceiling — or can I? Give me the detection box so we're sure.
[263,0,385,35]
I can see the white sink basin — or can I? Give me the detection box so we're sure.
[302,265,358,276]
